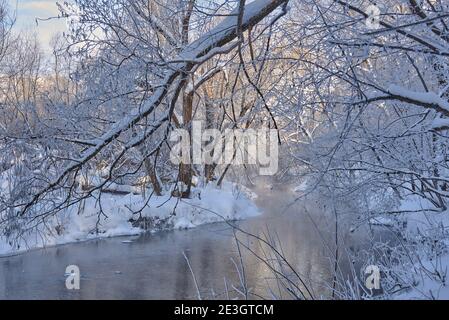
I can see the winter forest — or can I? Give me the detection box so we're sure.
[0,0,449,300]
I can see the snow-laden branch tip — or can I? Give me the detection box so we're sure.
[431,117,449,130]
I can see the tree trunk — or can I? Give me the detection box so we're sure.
[175,90,194,198]
[138,146,162,196]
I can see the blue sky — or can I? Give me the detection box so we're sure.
[8,0,67,52]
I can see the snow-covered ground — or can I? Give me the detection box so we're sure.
[387,196,449,299]
[0,182,260,256]
[395,253,449,300]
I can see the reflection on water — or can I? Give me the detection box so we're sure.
[0,184,378,299]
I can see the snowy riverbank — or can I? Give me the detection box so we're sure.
[0,182,260,256]
[379,196,449,300]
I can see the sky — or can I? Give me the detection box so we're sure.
[8,0,67,53]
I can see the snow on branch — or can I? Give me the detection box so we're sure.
[431,117,449,130]
[387,85,449,117]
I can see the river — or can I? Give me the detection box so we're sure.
[0,182,388,299]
